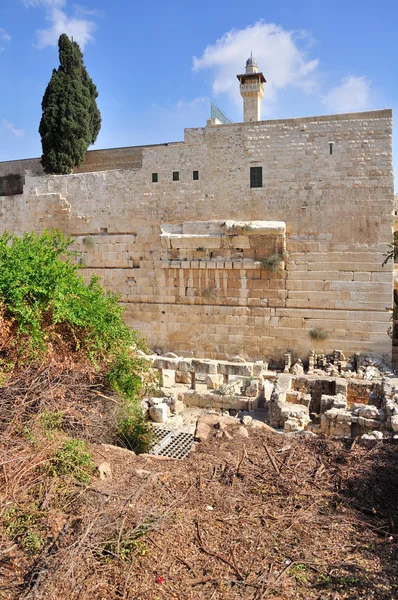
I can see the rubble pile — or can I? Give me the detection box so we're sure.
[142,350,398,440]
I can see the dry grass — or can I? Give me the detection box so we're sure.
[1,365,398,600]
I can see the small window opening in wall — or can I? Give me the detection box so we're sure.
[193,170,199,180]
[250,166,262,188]
[329,142,334,155]
[152,173,158,183]
[173,171,179,181]
[100,227,108,234]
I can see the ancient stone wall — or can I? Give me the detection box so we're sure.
[0,109,394,362]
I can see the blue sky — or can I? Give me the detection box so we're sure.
[0,0,397,188]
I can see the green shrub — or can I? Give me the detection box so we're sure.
[3,505,45,553]
[39,410,63,432]
[0,229,154,453]
[47,438,94,483]
[117,404,155,454]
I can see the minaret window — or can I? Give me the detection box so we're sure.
[173,171,179,181]
[152,173,158,183]
[193,170,199,180]
[250,166,262,188]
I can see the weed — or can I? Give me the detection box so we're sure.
[288,563,308,584]
[309,328,329,341]
[117,402,155,454]
[318,574,362,589]
[260,251,287,272]
[47,438,94,483]
[202,287,217,298]
[196,247,205,252]
[39,410,63,432]
[82,235,95,248]
[3,504,45,553]
[101,538,147,561]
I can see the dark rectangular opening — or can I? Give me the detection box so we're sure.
[152,172,158,183]
[250,166,262,188]
[193,170,199,180]
[173,171,179,181]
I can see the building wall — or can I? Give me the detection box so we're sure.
[0,109,394,362]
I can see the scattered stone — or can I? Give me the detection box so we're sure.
[237,426,249,438]
[357,405,379,420]
[149,403,168,423]
[98,461,112,480]
[290,359,304,375]
[205,373,224,389]
[134,468,152,478]
[242,415,253,426]
[391,415,398,432]
[149,397,163,407]
[101,444,136,457]
[164,352,179,358]
[194,421,211,442]
[175,370,191,385]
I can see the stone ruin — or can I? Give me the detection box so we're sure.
[141,350,398,441]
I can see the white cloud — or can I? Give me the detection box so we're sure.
[322,76,372,113]
[22,0,97,49]
[0,28,11,42]
[193,21,319,113]
[3,120,25,138]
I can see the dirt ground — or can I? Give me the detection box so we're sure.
[2,422,398,599]
[1,362,398,600]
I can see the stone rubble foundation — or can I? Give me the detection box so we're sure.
[142,350,398,440]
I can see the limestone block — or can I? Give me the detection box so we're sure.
[178,359,193,372]
[162,369,176,388]
[357,405,379,419]
[284,419,300,432]
[192,359,218,374]
[217,362,253,377]
[175,370,192,385]
[206,374,224,389]
[154,357,179,370]
[263,380,274,401]
[149,404,168,423]
[195,421,211,442]
[320,394,335,414]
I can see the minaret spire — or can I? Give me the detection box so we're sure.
[236,54,266,122]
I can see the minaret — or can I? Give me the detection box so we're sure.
[236,53,266,122]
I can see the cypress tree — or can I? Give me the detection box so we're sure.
[39,34,101,174]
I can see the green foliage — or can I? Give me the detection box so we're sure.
[39,34,101,174]
[117,402,155,454]
[101,537,147,561]
[39,410,63,432]
[47,438,94,483]
[309,328,329,341]
[0,230,133,358]
[382,231,398,266]
[0,229,154,453]
[3,504,45,553]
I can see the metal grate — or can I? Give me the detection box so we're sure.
[150,427,194,459]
